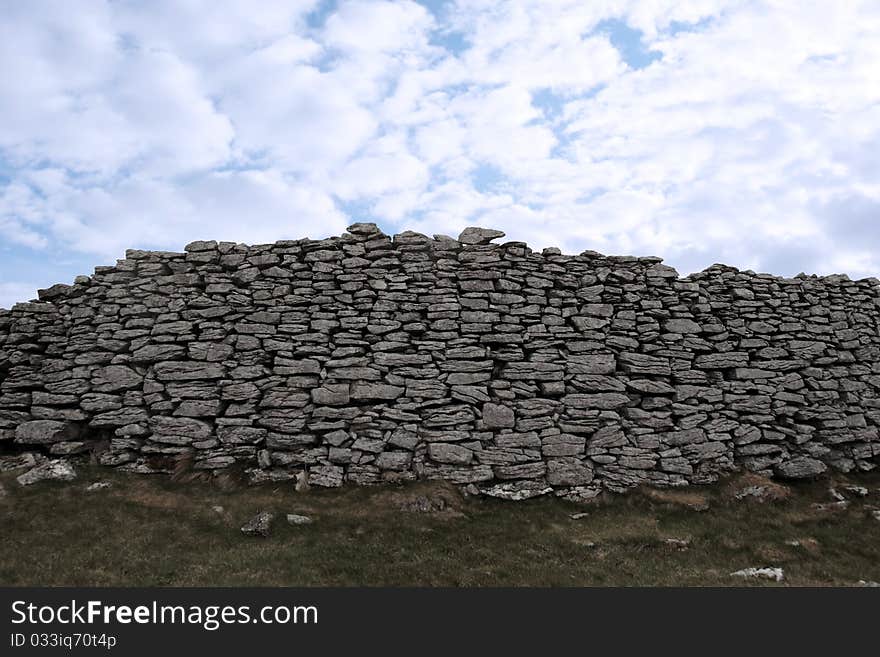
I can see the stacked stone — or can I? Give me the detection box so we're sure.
[0,224,878,500]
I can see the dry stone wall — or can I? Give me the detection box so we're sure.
[1,223,879,500]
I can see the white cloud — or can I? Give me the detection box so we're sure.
[2,0,880,309]
[0,282,41,309]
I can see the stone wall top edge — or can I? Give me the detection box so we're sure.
[1,223,878,312]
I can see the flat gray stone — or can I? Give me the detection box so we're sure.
[458,227,505,245]
[15,420,80,445]
[16,459,77,486]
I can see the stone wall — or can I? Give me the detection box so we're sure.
[1,224,879,499]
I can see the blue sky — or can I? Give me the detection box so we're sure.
[2,0,879,307]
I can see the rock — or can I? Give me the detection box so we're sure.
[85,481,112,492]
[241,511,275,537]
[458,227,505,245]
[349,382,404,401]
[396,494,447,513]
[730,567,784,582]
[91,365,142,392]
[295,470,310,492]
[153,361,225,381]
[844,486,868,497]
[286,513,313,525]
[309,465,344,488]
[775,457,827,480]
[482,403,515,428]
[15,420,80,445]
[3,226,880,502]
[663,538,691,550]
[0,452,44,472]
[570,512,590,520]
[562,393,630,410]
[311,385,350,406]
[481,481,553,501]
[375,451,412,471]
[16,459,77,486]
[664,319,701,334]
[546,457,593,486]
[428,443,473,465]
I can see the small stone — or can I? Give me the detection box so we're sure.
[844,486,868,497]
[212,505,225,515]
[241,511,275,537]
[295,470,310,492]
[481,481,552,501]
[286,513,313,525]
[458,227,505,245]
[663,537,691,550]
[857,580,880,587]
[730,567,784,582]
[0,452,43,472]
[570,512,590,520]
[16,459,77,486]
[86,481,112,492]
[664,318,701,334]
[482,402,515,429]
[775,456,827,480]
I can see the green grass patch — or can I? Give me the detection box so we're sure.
[1,466,878,586]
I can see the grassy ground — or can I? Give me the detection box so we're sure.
[1,464,878,586]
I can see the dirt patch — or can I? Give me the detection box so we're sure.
[378,480,466,517]
[725,472,792,503]
[641,487,711,511]
[109,478,198,511]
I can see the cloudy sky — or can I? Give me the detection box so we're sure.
[1,0,879,308]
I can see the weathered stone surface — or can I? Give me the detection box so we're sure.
[481,481,553,500]
[562,393,629,409]
[15,420,79,445]
[241,511,274,537]
[730,567,784,582]
[350,382,404,401]
[482,403,515,428]
[546,457,593,486]
[664,318,701,334]
[16,459,76,486]
[428,443,473,465]
[1,225,878,499]
[91,366,142,392]
[619,353,670,376]
[0,452,43,472]
[153,362,225,381]
[151,417,212,440]
[567,353,616,374]
[775,457,828,479]
[458,227,505,245]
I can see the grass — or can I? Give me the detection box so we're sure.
[1,465,878,586]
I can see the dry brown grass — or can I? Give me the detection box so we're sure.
[1,464,878,587]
